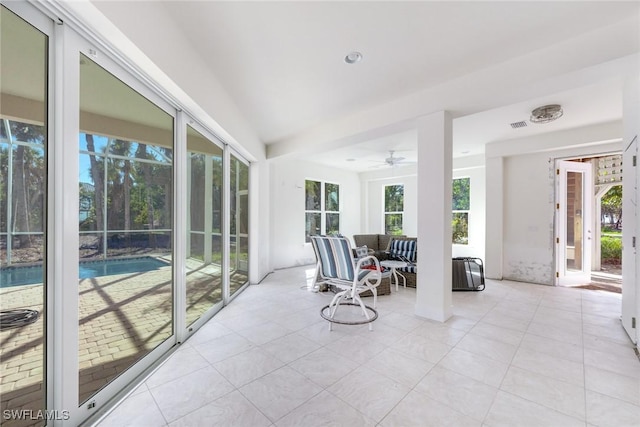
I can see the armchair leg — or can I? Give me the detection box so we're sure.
[328,290,350,330]
[353,295,373,331]
[310,262,322,292]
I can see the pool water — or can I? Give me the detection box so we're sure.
[0,257,170,288]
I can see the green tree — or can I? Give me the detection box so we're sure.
[601,185,622,229]
[384,185,404,235]
[452,178,470,210]
[8,121,45,249]
[385,185,404,213]
[85,133,105,236]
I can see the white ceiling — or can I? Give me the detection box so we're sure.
[158,1,638,171]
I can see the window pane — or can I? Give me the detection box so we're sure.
[452,212,469,245]
[452,177,470,210]
[326,213,340,235]
[230,155,249,296]
[212,156,223,233]
[385,214,403,235]
[305,212,321,243]
[79,133,108,153]
[10,143,45,233]
[186,125,223,327]
[385,185,404,212]
[0,141,7,237]
[305,180,321,210]
[105,156,172,232]
[565,171,583,271]
[1,5,48,422]
[79,144,105,233]
[325,183,339,212]
[189,153,206,232]
[78,53,174,403]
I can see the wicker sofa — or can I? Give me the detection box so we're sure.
[353,234,405,260]
[352,234,417,289]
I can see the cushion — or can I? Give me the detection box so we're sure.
[354,245,373,266]
[389,239,417,262]
[311,236,355,281]
[379,234,405,251]
[398,265,418,274]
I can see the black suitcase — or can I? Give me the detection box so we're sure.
[452,257,485,291]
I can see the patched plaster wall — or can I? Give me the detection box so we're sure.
[503,153,556,285]
[493,124,623,285]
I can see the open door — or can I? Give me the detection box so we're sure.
[622,136,637,344]
[556,160,593,286]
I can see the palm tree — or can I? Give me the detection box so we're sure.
[85,134,105,241]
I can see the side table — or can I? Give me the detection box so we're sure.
[379,260,407,291]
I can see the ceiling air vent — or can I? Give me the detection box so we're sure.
[510,121,528,129]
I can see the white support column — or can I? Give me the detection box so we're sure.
[484,156,504,279]
[415,111,453,322]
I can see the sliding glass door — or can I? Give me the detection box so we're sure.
[230,155,249,297]
[78,54,175,403]
[1,2,253,424]
[0,5,49,426]
[186,125,224,327]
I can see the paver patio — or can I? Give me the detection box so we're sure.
[1,259,247,427]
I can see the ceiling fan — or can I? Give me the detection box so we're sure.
[371,150,413,168]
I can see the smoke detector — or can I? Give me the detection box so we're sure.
[530,104,563,124]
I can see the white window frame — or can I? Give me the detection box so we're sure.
[305,179,340,242]
[383,183,404,235]
[452,176,470,245]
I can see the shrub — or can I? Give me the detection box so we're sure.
[601,235,622,263]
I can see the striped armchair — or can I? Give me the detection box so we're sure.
[310,235,382,330]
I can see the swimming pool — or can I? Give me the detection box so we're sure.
[0,257,170,288]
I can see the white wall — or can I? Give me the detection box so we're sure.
[487,122,623,285]
[359,156,486,260]
[502,152,556,284]
[362,170,419,236]
[269,159,361,269]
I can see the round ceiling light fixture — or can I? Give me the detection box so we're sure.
[344,51,363,64]
[530,104,563,124]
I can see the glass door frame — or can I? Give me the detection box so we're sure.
[622,135,637,344]
[1,1,55,423]
[179,114,227,342]
[556,159,594,286]
[226,148,251,304]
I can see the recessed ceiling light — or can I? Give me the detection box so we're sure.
[346,158,356,162]
[344,51,362,64]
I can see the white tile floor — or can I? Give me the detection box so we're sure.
[96,265,640,427]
